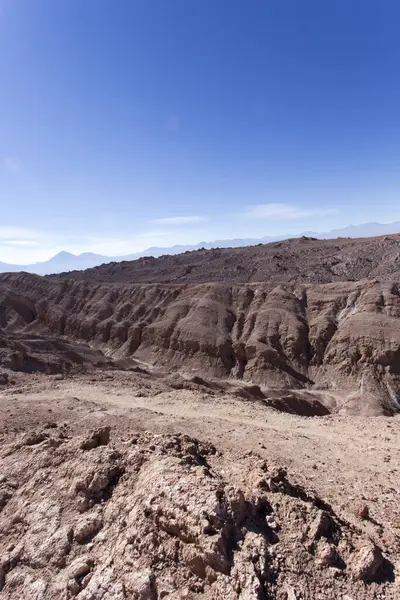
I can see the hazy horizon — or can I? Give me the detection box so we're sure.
[2,219,400,269]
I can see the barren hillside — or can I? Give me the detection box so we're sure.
[2,236,400,599]
[2,269,400,415]
[50,234,400,284]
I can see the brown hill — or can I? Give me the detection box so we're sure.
[2,270,400,415]
[49,234,400,284]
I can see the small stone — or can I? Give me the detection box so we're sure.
[269,465,287,480]
[80,426,110,450]
[357,504,369,520]
[265,515,280,531]
[351,543,383,582]
[68,558,91,580]
[309,510,335,541]
[74,513,103,544]
[124,569,156,599]
[316,539,338,567]
[267,478,279,493]
[67,579,81,594]
[182,545,206,579]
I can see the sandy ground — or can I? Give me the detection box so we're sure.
[1,368,399,574]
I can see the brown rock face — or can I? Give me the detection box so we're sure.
[1,272,400,414]
[0,427,392,599]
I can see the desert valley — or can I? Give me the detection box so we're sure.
[0,235,400,599]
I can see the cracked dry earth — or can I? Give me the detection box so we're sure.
[0,371,400,600]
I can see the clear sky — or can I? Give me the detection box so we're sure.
[1,0,400,263]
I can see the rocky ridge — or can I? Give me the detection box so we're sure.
[0,425,395,599]
[50,234,400,285]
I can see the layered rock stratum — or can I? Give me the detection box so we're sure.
[2,268,400,415]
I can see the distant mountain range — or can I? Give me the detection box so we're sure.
[1,221,400,276]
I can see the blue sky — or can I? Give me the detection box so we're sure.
[1,0,400,263]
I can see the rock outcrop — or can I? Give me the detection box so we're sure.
[0,427,394,599]
[1,273,400,414]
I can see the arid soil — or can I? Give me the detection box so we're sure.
[0,369,400,599]
[50,234,400,285]
[1,235,400,598]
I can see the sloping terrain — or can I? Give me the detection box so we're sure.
[1,235,400,599]
[0,416,397,600]
[0,332,117,375]
[1,271,400,415]
[50,234,400,284]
